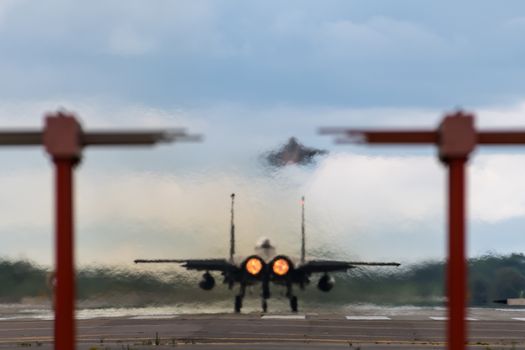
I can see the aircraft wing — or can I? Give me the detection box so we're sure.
[134,259,238,273]
[297,260,400,274]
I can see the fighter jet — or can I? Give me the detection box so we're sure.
[265,137,327,167]
[134,194,400,313]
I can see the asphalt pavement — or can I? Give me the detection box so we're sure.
[1,309,525,349]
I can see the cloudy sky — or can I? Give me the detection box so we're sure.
[0,1,525,266]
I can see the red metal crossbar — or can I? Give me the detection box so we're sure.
[321,111,525,350]
[0,112,201,350]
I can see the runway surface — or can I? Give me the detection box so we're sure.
[1,307,525,349]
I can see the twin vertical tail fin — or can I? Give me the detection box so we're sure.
[229,193,236,263]
[301,196,305,264]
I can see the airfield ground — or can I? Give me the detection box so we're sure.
[1,308,525,349]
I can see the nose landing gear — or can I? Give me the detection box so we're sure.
[234,295,242,313]
[262,299,268,313]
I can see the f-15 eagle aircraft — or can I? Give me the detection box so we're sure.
[135,194,400,313]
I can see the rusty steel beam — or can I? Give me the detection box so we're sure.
[320,127,438,144]
[82,129,201,145]
[323,128,525,146]
[347,130,438,144]
[478,131,525,145]
[0,130,201,147]
[0,131,42,145]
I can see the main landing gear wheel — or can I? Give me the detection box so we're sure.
[234,295,242,313]
[262,299,268,313]
[290,296,298,312]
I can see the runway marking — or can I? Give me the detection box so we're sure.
[0,316,53,321]
[231,331,443,341]
[511,317,525,321]
[261,315,306,320]
[429,317,447,321]
[129,315,178,320]
[497,308,525,312]
[345,316,391,320]
[429,317,478,321]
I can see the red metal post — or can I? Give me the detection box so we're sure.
[447,158,467,350]
[54,158,76,350]
[439,114,475,350]
[0,112,197,349]
[43,114,82,350]
[321,112,478,350]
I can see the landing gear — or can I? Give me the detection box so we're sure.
[262,299,268,313]
[290,296,298,312]
[234,284,246,313]
[286,283,298,312]
[234,295,242,313]
[261,276,270,313]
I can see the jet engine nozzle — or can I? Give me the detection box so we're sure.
[270,255,294,278]
[199,272,215,290]
[243,255,265,277]
[317,274,334,292]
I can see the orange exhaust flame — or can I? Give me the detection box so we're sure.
[272,258,290,276]
[246,258,263,275]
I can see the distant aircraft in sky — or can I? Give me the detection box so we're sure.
[135,194,400,313]
[265,137,327,167]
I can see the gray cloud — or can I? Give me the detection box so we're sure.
[0,1,524,107]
